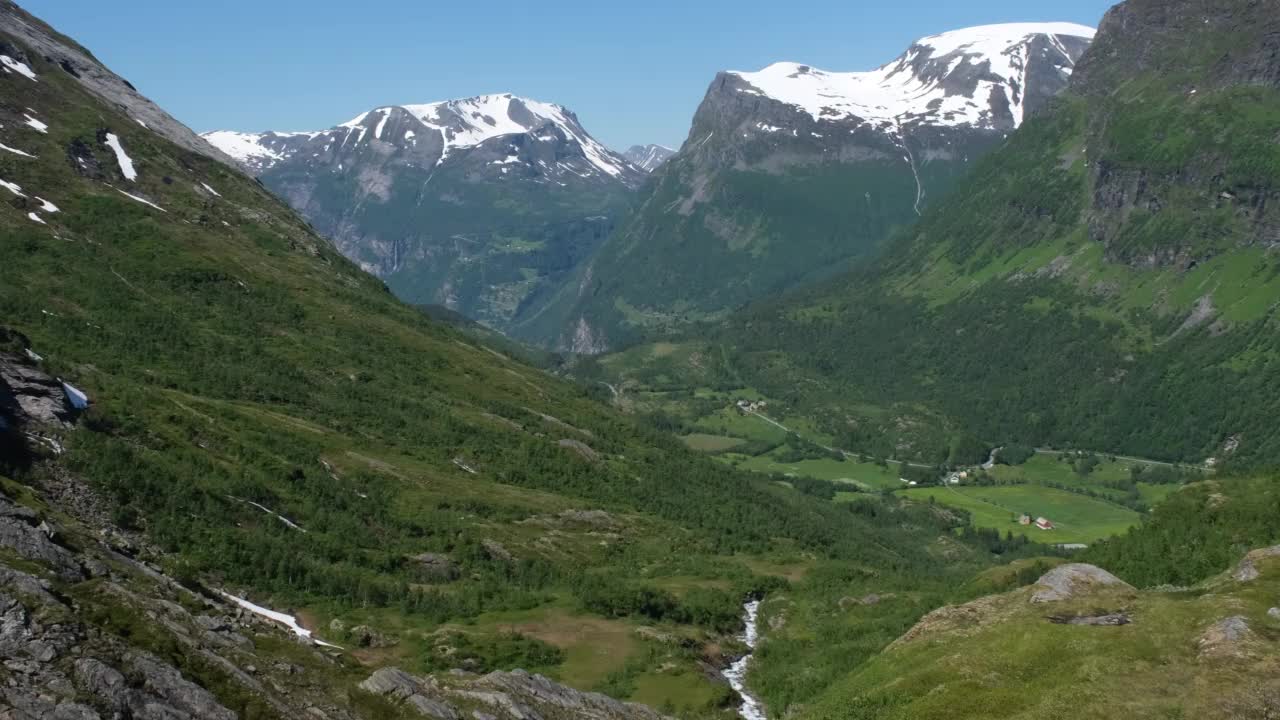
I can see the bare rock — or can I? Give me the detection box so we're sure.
[1047,612,1131,626]
[350,624,398,649]
[73,658,128,711]
[1030,564,1133,603]
[1199,616,1255,659]
[411,552,459,581]
[359,668,459,720]
[557,439,600,462]
[1233,545,1280,582]
[0,352,81,427]
[0,496,85,582]
[125,652,238,720]
[481,539,513,563]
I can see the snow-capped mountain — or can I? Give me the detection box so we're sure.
[552,23,1096,352]
[201,94,643,338]
[624,144,676,172]
[203,94,641,186]
[728,23,1094,132]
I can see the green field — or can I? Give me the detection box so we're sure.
[900,484,1142,544]
[680,433,745,452]
[725,453,903,490]
[692,407,790,444]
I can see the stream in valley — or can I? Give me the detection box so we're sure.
[723,599,767,720]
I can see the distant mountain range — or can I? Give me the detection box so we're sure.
[203,95,647,335]
[623,144,676,172]
[553,22,1096,351]
[202,23,1094,351]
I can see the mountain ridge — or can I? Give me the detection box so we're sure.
[547,21,1095,351]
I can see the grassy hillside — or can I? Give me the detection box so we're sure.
[0,5,1011,716]
[793,475,1280,720]
[591,0,1280,470]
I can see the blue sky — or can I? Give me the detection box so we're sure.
[23,0,1114,151]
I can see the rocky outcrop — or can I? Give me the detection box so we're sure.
[0,351,81,428]
[557,438,601,462]
[0,496,85,581]
[1232,545,1280,582]
[1030,564,1134,603]
[1198,616,1256,659]
[359,667,669,720]
[0,2,238,168]
[359,668,460,720]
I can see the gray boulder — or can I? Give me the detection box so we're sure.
[1233,545,1280,582]
[1030,564,1134,603]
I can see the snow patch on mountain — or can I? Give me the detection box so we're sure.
[202,130,286,165]
[0,54,36,81]
[624,144,676,172]
[104,133,137,181]
[23,114,47,134]
[206,93,636,181]
[730,22,1095,130]
[0,142,34,158]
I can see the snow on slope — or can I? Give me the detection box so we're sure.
[104,133,138,181]
[202,130,286,166]
[397,94,629,177]
[730,22,1095,130]
[206,94,633,179]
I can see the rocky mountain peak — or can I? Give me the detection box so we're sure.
[725,22,1095,134]
[204,93,642,186]
[624,144,676,172]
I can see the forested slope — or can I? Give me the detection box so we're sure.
[679,0,1280,466]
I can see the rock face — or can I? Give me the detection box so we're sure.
[203,95,643,342]
[555,23,1095,349]
[0,351,81,428]
[359,667,669,720]
[1030,564,1134,603]
[1198,616,1256,659]
[1232,545,1280,582]
[1073,0,1280,265]
[623,144,676,173]
[0,2,237,168]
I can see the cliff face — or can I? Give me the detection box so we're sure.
[1076,0,1280,265]
[553,25,1094,350]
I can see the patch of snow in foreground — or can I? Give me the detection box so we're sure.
[1,55,37,81]
[200,182,222,197]
[0,179,24,197]
[218,592,343,649]
[61,382,89,409]
[23,114,47,134]
[104,133,138,181]
[24,348,43,362]
[135,118,148,128]
[35,197,58,213]
[114,188,166,213]
[0,142,35,158]
[27,212,45,225]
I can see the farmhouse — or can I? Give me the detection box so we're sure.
[1018,514,1032,526]
[1035,517,1055,531]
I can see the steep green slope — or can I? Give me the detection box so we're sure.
[549,27,1094,351]
[626,0,1280,467]
[0,4,997,717]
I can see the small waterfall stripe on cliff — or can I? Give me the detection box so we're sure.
[723,599,767,720]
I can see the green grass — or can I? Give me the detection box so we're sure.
[728,454,902,491]
[681,434,746,452]
[900,485,1140,545]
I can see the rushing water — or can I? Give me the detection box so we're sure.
[723,599,767,720]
